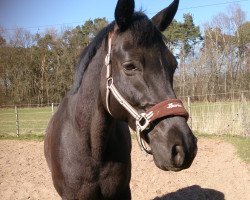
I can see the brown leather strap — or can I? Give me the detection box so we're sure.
[146,99,189,122]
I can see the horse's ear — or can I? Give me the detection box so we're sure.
[151,0,179,32]
[115,0,135,31]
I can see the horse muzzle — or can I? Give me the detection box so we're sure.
[147,116,197,171]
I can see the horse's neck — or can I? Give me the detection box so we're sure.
[73,44,115,161]
[89,99,111,160]
[74,41,106,126]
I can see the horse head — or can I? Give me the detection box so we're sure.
[100,0,197,171]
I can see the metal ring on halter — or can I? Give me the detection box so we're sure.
[107,77,113,87]
[135,112,153,154]
[136,112,153,132]
[136,126,152,154]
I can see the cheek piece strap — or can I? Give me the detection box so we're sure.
[105,32,189,154]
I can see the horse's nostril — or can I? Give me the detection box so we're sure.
[172,145,185,167]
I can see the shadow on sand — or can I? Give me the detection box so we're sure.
[153,185,225,200]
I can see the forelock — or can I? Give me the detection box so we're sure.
[129,12,163,47]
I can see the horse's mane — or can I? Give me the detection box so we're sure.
[69,22,115,94]
[70,12,163,94]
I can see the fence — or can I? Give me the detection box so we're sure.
[0,92,249,137]
[181,91,250,136]
[0,104,58,136]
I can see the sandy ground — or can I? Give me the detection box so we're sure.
[0,138,249,200]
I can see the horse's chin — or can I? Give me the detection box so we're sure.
[153,158,190,172]
[152,148,196,172]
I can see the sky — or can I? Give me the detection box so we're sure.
[0,0,250,34]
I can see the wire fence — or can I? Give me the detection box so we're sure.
[0,92,249,137]
[0,104,58,136]
[180,91,250,136]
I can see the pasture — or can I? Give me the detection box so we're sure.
[190,101,250,136]
[0,100,249,136]
[0,106,54,135]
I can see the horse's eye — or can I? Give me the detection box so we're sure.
[123,63,136,71]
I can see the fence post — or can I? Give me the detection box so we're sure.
[51,103,54,115]
[240,92,248,136]
[188,96,192,128]
[15,106,20,137]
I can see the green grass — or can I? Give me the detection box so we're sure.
[0,107,54,135]
[224,135,250,164]
[0,134,44,141]
[1,102,249,135]
[187,101,250,135]
[189,101,250,122]
[196,132,250,164]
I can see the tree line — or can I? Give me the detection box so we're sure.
[164,5,250,101]
[0,5,249,105]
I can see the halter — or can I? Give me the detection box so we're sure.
[105,32,189,154]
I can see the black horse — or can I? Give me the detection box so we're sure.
[44,0,197,199]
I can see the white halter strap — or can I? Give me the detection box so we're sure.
[105,33,153,154]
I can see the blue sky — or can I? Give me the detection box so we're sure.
[0,0,250,33]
